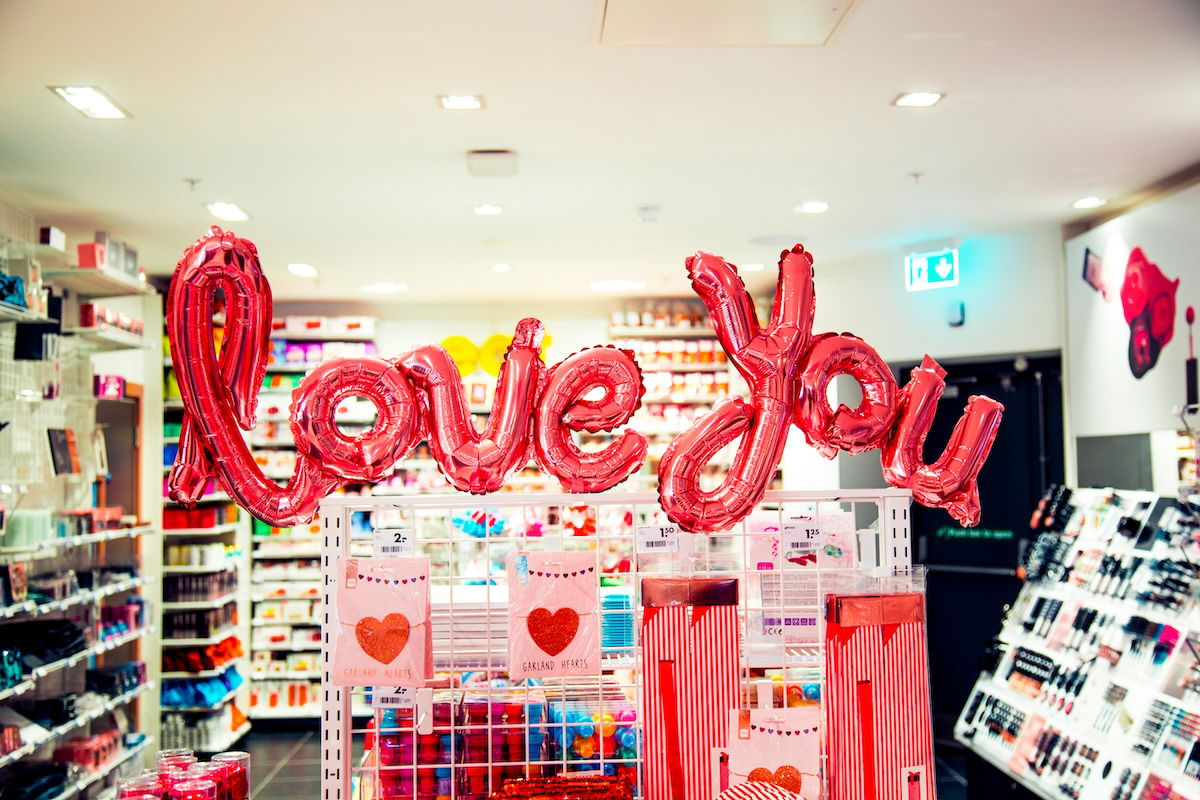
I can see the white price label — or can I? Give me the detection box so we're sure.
[371,686,415,708]
[373,528,415,557]
[780,519,821,567]
[636,524,679,554]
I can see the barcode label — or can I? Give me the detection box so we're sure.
[780,518,821,568]
[373,528,414,557]
[636,524,679,554]
[371,686,414,708]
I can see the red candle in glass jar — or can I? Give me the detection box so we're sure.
[211,751,250,800]
[170,780,216,800]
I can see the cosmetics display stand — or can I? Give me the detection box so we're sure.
[316,488,920,800]
[955,487,1200,800]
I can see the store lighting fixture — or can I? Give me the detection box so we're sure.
[49,86,128,119]
[358,281,408,294]
[473,204,504,216]
[206,202,250,222]
[794,201,829,214]
[492,262,511,273]
[438,94,485,110]
[287,263,318,278]
[742,263,765,272]
[590,279,646,292]
[892,91,944,108]
[1072,196,1108,210]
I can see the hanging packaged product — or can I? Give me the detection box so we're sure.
[824,590,935,800]
[506,551,599,679]
[642,577,740,800]
[330,557,432,687]
[724,708,820,799]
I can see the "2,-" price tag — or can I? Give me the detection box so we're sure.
[373,528,415,557]
[636,524,679,554]
[372,686,415,708]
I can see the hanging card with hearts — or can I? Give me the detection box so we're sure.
[330,557,433,687]
[726,708,821,800]
[506,551,600,679]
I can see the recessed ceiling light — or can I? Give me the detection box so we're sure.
[892,91,944,108]
[358,281,408,294]
[1072,196,1108,210]
[492,262,511,273]
[438,94,485,111]
[589,279,646,292]
[794,201,829,214]
[287,263,318,278]
[741,263,765,272]
[49,86,129,119]
[206,202,249,222]
[473,204,503,216]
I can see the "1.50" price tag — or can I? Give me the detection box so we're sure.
[636,524,679,554]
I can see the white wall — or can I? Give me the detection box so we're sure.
[810,225,1064,364]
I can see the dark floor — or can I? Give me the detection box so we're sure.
[244,729,970,799]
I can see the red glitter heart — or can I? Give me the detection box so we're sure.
[355,613,411,664]
[747,765,803,793]
[527,608,579,656]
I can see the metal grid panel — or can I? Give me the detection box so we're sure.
[319,489,914,800]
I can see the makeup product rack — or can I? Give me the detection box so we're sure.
[317,488,920,800]
[955,487,1200,800]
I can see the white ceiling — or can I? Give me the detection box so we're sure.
[1,0,1198,302]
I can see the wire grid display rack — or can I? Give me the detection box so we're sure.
[319,488,916,800]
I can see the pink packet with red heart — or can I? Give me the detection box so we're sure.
[330,557,432,687]
[726,708,821,799]
[506,551,600,679]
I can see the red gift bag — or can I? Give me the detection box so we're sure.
[642,578,740,800]
[824,592,935,800]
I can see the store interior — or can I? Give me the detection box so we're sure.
[0,2,1199,800]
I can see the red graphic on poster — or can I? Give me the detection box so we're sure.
[1120,247,1179,379]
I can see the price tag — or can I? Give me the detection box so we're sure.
[780,518,821,568]
[636,524,679,554]
[372,686,415,708]
[373,528,415,557]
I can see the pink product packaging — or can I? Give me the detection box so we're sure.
[284,343,306,363]
[725,708,821,799]
[506,551,600,679]
[93,375,126,399]
[330,557,432,687]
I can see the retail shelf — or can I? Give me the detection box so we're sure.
[165,684,240,712]
[253,548,320,559]
[265,362,320,373]
[251,534,319,543]
[608,326,716,338]
[197,721,251,753]
[162,523,239,537]
[0,302,49,323]
[640,361,729,372]
[164,398,184,409]
[249,706,319,720]
[162,493,234,505]
[252,590,321,602]
[14,576,147,619]
[254,642,319,651]
[46,737,153,800]
[64,325,147,351]
[0,679,35,704]
[27,626,151,681]
[251,670,320,681]
[269,329,374,342]
[161,626,238,647]
[642,394,722,404]
[248,439,297,448]
[161,656,247,680]
[251,618,318,627]
[164,436,180,444]
[0,525,153,564]
[162,592,238,611]
[44,265,152,297]
[252,571,321,582]
[162,561,237,574]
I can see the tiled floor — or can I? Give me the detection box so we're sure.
[245,729,973,799]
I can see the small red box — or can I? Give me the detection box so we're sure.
[77,243,105,269]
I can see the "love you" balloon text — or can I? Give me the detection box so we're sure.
[167,227,1003,533]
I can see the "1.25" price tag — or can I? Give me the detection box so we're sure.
[373,528,415,557]
[371,686,415,708]
[636,524,679,554]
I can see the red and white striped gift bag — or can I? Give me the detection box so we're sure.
[642,578,740,800]
[824,592,935,800]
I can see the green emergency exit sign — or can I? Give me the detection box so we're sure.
[905,247,959,291]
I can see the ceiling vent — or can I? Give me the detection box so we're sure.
[467,150,518,177]
[595,0,855,46]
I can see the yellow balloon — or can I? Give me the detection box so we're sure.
[478,333,512,377]
[441,336,479,377]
